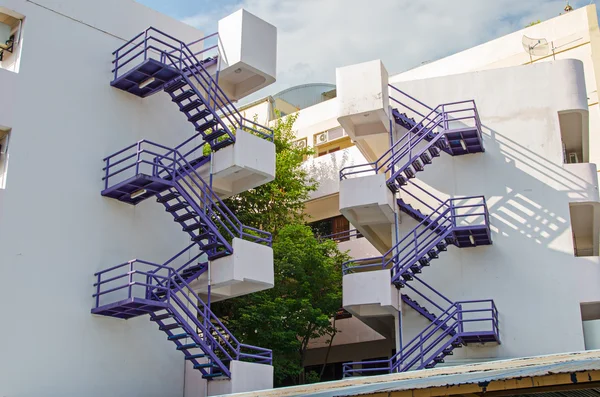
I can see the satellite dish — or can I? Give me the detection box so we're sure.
[522,36,550,62]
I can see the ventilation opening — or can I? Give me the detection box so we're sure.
[559,110,588,164]
[581,302,600,350]
[569,203,596,257]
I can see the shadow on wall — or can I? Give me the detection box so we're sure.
[303,147,365,200]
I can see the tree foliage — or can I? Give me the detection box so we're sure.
[214,224,348,385]
[213,113,349,385]
[223,113,317,232]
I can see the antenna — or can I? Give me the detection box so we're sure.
[522,35,550,63]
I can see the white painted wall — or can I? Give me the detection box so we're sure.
[0,0,267,395]
[388,60,600,362]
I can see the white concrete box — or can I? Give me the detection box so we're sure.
[217,9,277,101]
[343,269,400,317]
[337,59,390,138]
[191,238,274,301]
[208,360,273,396]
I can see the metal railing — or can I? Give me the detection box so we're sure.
[339,94,481,181]
[342,300,499,376]
[317,229,363,243]
[111,27,273,142]
[102,139,272,246]
[342,196,489,278]
[92,259,272,368]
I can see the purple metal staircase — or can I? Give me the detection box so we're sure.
[110,28,271,151]
[92,247,272,379]
[339,88,498,376]
[94,28,275,380]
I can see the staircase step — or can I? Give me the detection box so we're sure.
[404,167,416,179]
[202,373,224,379]
[436,139,448,149]
[202,241,223,251]
[164,79,187,93]
[172,90,195,103]
[185,354,207,360]
[211,138,235,151]
[180,99,203,113]
[401,272,413,281]
[207,250,230,261]
[434,355,445,363]
[451,341,463,348]
[183,222,207,232]
[395,174,407,186]
[197,119,218,133]
[428,249,439,259]
[175,213,198,223]
[150,313,174,322]
[420,151,432,164]
[177,343,201,350]
[409,265,422,274]
[156,191,180,203]
[188,109,211,123]
[194,363,217,369]
[418,257,430,267]
[159,323,183,331]
[443,348,454,355]
[387,181,399,193]
[204,128,228,142]
[411,159,424,172]
[168,333,191,341]
[436,241,448,251]
[166,202,189,213]
[425,363,436,369]
[428,146,441,157]
[192,232,213,242]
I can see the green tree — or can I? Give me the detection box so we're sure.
[213,113,349,385]
[223,113,317,232]
[526,19,541,27]
[215,224,348,385]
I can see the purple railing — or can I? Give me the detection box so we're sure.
[342,196,489,280]
[102,139,272,247]
[318,229,362,243]
[92,258,272,372]
[342,300,499,376]
[339,96,481,181]
[111,27,273,142]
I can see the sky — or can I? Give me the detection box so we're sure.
[136,0,597,102]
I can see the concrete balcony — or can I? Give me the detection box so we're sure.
[190,238,274,302]
[336,60,391,163]
[186,130,276,199]
[212,9,276,101]
[343,269,399,340]
[339,173,395,253]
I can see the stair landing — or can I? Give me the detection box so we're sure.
[92,297,168,320]
[101,173,174,205]
[111,59,181,98]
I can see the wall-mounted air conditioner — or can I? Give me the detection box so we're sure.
[315,127,347,146]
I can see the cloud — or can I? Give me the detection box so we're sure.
[181,0,594,102]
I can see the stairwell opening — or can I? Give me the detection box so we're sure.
[580,302,600,350]
[0,126,10,188]
[0,8,24,73]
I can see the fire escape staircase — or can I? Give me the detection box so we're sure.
[341,88,498,377]
[92,28,274,380]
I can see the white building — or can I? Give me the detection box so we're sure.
[0,0,278,396]
[238,4,600,382]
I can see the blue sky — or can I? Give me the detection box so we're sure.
[137,0,597,102]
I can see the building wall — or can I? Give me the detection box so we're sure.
[391,5,600,166]
[0,0,212,396]
[392,59,600,361]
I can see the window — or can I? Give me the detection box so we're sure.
[0,128,10,188]
[304,362,344,382]
[581,302,600,350]
[0,9,24,72]
[309,215,349,241]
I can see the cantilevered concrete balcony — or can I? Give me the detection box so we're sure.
[184,129,275,199]
[337,60,391,163]
[339,173,395,253]
[343,269,399,340]
[190,238,274,302]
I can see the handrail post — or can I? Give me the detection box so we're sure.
[457,303,464,334]
[128,261,133,299]
[143,30,148,60]
[104,157,110,190]
[114,49,119,81]
[95,273,101,308]
[135,142,141,175]
[443,104,448,130]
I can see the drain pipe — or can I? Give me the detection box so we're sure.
[389,104,403,368]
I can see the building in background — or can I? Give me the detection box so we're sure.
[0,0,277,396]
[238,4,600,382]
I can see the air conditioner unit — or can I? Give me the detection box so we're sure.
[569,152,579,164]
[293,139,307,149]
[316,132,328,145]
